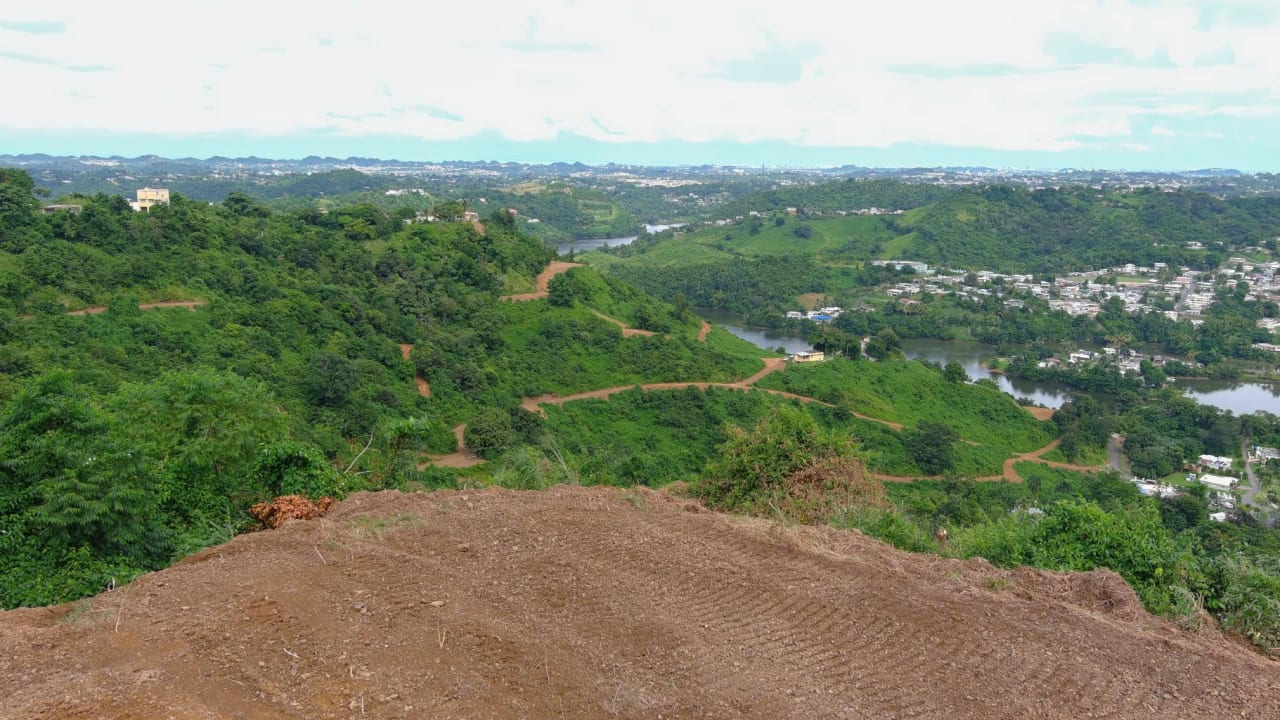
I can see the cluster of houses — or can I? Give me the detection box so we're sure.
[785,306,844,323]
[700,205,905,228]
[1250,445,1280,464]
[1034,347,1198,377]
[876,261,1214,320]
[1129,453,1248,522]
[869,253,1280,358]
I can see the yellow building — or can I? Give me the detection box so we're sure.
[792,350,825,363]
[131,187,170,211]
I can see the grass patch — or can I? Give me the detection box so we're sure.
[345,514,424,539]
[1040,443,1108,467]
[502,273,537,295]
[756,359,1055,454]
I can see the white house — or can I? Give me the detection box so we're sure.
[1199,474,1237,491]
[1199,454,1232,471]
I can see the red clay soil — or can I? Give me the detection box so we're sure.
[1024,406,1057,421]
[398,344,431,398]
[422,424,484,469]
[4,485,1276,720]
[247,495,337,529]
[502,261,584,301]
[698,319,711,342]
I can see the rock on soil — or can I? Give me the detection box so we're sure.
[248,495,336,529]
[2,485,1278,719]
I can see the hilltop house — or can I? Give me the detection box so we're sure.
[130,187,169,211]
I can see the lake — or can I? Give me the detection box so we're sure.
[556,224,681,255]
[695,309,1280,415]
[1179,379,1280,416]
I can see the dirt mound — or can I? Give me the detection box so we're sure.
[3,486,1278,719]
[248,495,337,529]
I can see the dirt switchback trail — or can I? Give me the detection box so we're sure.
[588,309,656,337]
[521,358,800,414]
[64,300,206,316]
[502,261,583,301]
[398,344,431,398]
[422,424,482,469]
[999,438,1106,482]
[4,486,1276,720]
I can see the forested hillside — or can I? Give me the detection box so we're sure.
[895,185,1280,273]
[711,178,955,219]
[585,183,1280,316]
[0,168,750,606]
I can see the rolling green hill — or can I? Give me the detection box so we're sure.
[0,168,749,607]
[578,183,1280,318]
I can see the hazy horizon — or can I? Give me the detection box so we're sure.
[3,1,1278,172]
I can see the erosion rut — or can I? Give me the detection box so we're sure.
[3,486,1276,720]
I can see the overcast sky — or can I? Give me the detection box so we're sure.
[2,0,1278,169]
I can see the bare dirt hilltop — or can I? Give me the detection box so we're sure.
[4,486,1278,720]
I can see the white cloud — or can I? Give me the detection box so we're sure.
[0,0,1277,153]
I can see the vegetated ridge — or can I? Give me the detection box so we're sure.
[3,486,1276,720]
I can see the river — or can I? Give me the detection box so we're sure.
[695,309,1280,415]
[555,224,681,255]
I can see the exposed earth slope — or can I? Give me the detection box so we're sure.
[3,486,1277,720]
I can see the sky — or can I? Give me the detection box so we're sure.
[1,0,1279,170]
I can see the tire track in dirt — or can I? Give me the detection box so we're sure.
[10,486,1278,719]
[549,488,1272,719]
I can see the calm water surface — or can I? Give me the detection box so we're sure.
[695,309,1279,414]
[1179,379,1280,416]
[556,224,680,255]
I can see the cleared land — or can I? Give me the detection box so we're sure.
[3,486,1276,720]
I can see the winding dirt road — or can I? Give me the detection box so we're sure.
[422,424,483,469]
[5,485,1276,719]
[998,438,1103,482]
[398,344,431,398]
[588,309,657,337]
[501,261,583,301]
[63,300,206,316]
[519,358,792,414]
